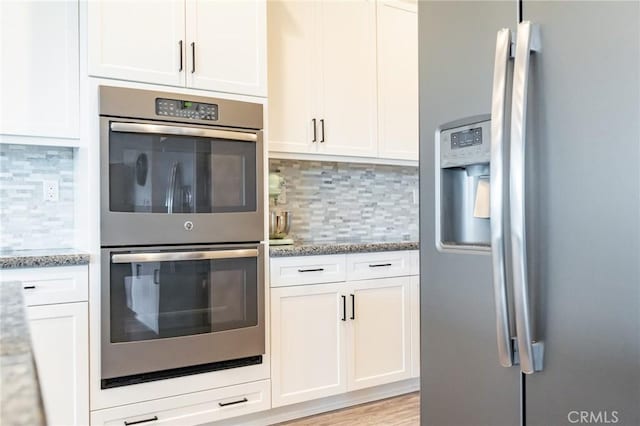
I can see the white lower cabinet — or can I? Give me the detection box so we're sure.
[90,380,271,426]
[347,277,412,391]
[271,284,347,407]
[271,252,419,408]
[28,302,89,426]
[0,265,92,426]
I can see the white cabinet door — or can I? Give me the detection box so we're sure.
[316,0,377,158]
[187,0,266,96]
[347,276,412,390]
[410,275,420,377]
[267,0,377,159]
[28,302,89,426]
[88,0,185,86]
[271,283,347,407]
[0,0,79,139]
[267,0,319,154]
[377,0,418,161]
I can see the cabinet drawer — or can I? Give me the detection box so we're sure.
[409,250,419,275]
[270,254,346,287]
[0,265,88,306]
[346,251,412,281]
[91,379,270,426]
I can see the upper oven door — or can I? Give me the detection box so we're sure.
[100,118,264,246]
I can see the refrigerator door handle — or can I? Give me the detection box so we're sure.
[509,21,544,374]
[490,27,514,368]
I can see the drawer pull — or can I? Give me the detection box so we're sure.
[297,268,324,273]
[218,397,248,407]
[369,263,392,268]
[124,416,158,426]
[23,285,36,290]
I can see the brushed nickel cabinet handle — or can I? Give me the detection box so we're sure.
[341,295,347,321]
[191,42,196,73]
[312,118,317,142]
[124,416,158,426]
[218,397,248,407]
[297,268,324,273]
[350,294,355,320]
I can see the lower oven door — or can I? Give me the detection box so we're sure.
[101,243,265,385]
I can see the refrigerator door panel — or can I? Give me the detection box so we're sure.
[521,2,640,425]
[419,2,520,425]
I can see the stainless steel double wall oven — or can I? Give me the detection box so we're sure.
[99,87,265,388]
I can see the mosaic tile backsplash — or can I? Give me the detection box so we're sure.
[0,144,75,250]
[269,159,418,243]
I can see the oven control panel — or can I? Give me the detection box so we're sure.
[155,98,219,121]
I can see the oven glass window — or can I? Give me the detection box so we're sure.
[108,129,257,214]
[110,255,258,343]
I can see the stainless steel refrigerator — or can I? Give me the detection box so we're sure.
[418,1,640,425]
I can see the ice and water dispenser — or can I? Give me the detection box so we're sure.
[436,115,492,251]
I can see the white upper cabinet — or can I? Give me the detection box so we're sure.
[267,0,377,158]
[316,0,377,158]
[377,0,418,160]
[187,0,266,96]
[88,0,186,87]
[267,0,418,162]
[0,0,79,140]
[267,0,318,154]
[88,0,266,97]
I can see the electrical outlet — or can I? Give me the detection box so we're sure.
[43,180,59,202]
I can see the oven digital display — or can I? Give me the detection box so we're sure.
[451,127,482,149]
[155,98,218,121]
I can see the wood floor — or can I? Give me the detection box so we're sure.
[275,392,420,426]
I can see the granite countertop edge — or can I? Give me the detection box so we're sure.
[269,241,419,257]
[0,251,90,269]
[0,280,46,426]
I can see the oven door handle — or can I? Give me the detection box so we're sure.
[112,249,259,264]
[110,122,258,142]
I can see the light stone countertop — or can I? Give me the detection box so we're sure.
[0,280,46,426]
[269,240,419,257]
[0,248,90,269]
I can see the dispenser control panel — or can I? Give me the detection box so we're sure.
[439,118,491,168]
[451,127,483,149]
